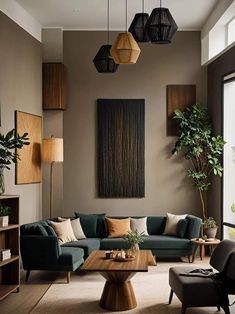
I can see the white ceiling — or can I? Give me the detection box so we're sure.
[16,0,220,31]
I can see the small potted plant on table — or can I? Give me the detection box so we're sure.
[124,230,144,257]
[0,205,10,227]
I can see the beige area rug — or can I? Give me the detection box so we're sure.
[32,258,235,314]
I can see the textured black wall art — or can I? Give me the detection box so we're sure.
[97,99,145,198]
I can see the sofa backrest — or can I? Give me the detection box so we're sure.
[21,214,202,239]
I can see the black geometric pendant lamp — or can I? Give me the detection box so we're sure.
[145,0,178,44]
[128,0,149,43]
[93,0,118,73]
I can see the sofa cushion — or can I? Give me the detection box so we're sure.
[140,235,192,250]
[36,225,48,236]
[50,219,77,245]
[100,237,130,250]
[146,217,166,235]
[20,220,50,235]
[131,217,148,235]
[74,213,98,238]
[59,247,84,266]
[100,235,191,251]
[62,239,100,258]
[75,212,107,238]
[176,219,189,238]
[106,217,131,238]
[44,225,58,237]
[163,213,187,236]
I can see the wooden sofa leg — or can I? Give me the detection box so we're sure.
[67,272,71,284]
[169,289,173,304]
[25,270,30,283]
[187,256,191,263]
[217,306,221,311]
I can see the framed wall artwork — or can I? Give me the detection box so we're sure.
[97,99,145,198]
[167,85,196,136]
[15,111,42,184]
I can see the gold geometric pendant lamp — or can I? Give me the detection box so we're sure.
[111,0,141,64]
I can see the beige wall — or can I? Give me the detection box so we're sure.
[42,28,64,218]
[63,31,207,217]
[0,12,42,224]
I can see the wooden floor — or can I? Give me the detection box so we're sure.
[0,257,210,314]
[0,270,60,314]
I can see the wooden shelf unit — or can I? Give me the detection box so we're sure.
[0,195,20,301]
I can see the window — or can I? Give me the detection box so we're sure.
[223,74,235,239]
[227,17,235,46]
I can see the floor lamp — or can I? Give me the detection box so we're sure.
[42,136,63,218]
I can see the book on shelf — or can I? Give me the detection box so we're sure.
[0,248,11,261]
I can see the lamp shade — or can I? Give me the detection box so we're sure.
[145,7,178,44]
[128,13,149,42]
[93,45,119,73]
[110,32,141,64]
[42,138,63,163]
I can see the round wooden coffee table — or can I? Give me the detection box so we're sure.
[191,238,220,263]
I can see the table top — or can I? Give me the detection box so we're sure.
[81,250,156,272]
[191,238,220,245]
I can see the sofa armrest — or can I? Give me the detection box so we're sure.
[186,215,202,239]
[20,235,62,269]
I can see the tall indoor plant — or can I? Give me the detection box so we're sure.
[0,129,29,194]
[171,104,225,223]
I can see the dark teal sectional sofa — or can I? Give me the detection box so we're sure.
[20,215,201,282]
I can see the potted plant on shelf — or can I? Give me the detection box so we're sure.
[124,230,144,256]
[0,129,29,194]
[171,104,225,237]
[0,205,10,227]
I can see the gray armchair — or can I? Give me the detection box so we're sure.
[168,239,235,314]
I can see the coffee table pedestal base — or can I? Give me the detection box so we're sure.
[99,271,137,311]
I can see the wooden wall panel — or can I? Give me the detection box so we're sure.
[42,63,66,110]
[97,99,145,198]
[15,111,42,184]
[167,85,196,136]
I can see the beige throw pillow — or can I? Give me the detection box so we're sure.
[106,217,131,238]
[51,219,77,244]
[130,217,148,235]
[163,213,187,236]
[58,217,86,240]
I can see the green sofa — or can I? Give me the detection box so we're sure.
[20,215,201,282]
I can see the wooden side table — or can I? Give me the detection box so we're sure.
[191,238,220,263]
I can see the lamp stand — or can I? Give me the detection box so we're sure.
[49,161,55,218]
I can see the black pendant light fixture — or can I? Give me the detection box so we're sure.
[145,0,178,44]
[128,0,149,43]
[93,0,118,73]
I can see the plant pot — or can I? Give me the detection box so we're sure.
[130,243,139,256]
[203,227,218,239]
[0,215,9,227]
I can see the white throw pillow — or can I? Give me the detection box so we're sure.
[71,218,86,240]
[130,217,148,235]
[51,219,77,244]
[58,217,86,240]
[163,213,187,236]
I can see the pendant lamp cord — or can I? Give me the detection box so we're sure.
[107,0,109,44]
[160,0,162,8]
[125,0,127,32]
[142,0,144,13]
